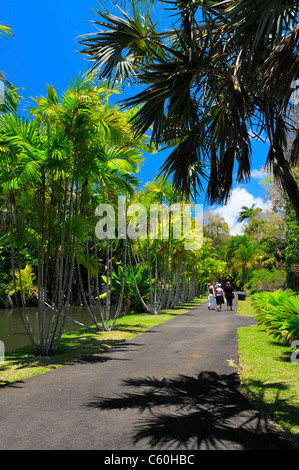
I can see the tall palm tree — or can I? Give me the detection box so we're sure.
[231,243,262,286]
[79,0,299,221]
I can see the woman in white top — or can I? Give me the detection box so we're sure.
[215,284,226,311]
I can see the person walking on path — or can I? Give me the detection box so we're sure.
[224,281,234,311]
[215,284,225,311]
[208,281,216,310]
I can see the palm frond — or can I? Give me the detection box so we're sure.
[79,4,162,85]
[217,0,299,49]
[0,24,13,40]
[159,131,209,199]
[261,24,299,113]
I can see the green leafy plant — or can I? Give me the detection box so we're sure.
[102,265,153,313]
[252,290,299,345]
[7,264,37,302]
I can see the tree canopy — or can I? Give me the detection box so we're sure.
[79,0,299,221]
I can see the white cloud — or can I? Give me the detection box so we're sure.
[250,169,266,180]
[210,187,269,236]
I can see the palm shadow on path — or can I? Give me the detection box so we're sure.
[85,370,297,450]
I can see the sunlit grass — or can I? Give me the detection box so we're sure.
[236,295,257,317]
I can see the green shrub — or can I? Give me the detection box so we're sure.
[252,290,299,345]
[246,268,286,293]
[102,265,153,313]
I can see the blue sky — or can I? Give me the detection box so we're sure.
[1,0,271,234]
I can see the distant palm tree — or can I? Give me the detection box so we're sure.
[232,243,261,285]
[237,204,261,223]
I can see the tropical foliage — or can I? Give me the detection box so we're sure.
[252,290,299,346]
[102,265,153,314]
[0,74,153,354]
[2,2,299,361]
[0,72,227,355]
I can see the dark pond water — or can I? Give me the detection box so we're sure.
[0,305,116,352]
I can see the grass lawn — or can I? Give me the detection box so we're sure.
[0,297,206,387]
[236,295,257,316]
[237,296,299,447]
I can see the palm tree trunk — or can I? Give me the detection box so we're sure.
[52,251,76,352]
[110,238,127,330]
[153,239,159,314]
[37,177,46,354]
[127,239,153,314]
[171,248,184,308]
[103,238,113,331]
[10,204,38,353]
[45,180,69,353]
[94,233,105,326]
[147,235,154,307]
[77,260,102,330]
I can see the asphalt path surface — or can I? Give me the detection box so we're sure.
[0,300,297,451]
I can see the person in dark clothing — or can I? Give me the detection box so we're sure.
[224,281,234,310]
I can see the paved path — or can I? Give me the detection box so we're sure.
[0,301,297,450]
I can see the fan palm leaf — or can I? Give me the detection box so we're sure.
[79,4,163,85]
[216,0,299,49]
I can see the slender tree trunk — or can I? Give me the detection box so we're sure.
[10,203,38,353]
[52,251,76,352]
[147,235,154,308]
[110,238,127,330]
[7,294,14,308]
[94,234,106,327]
[37,176,46,354]
[171,248,184,308]
[103,238,113,331]
[45,180,69,353]
[127,239,153,314]
[77,260,102,330]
